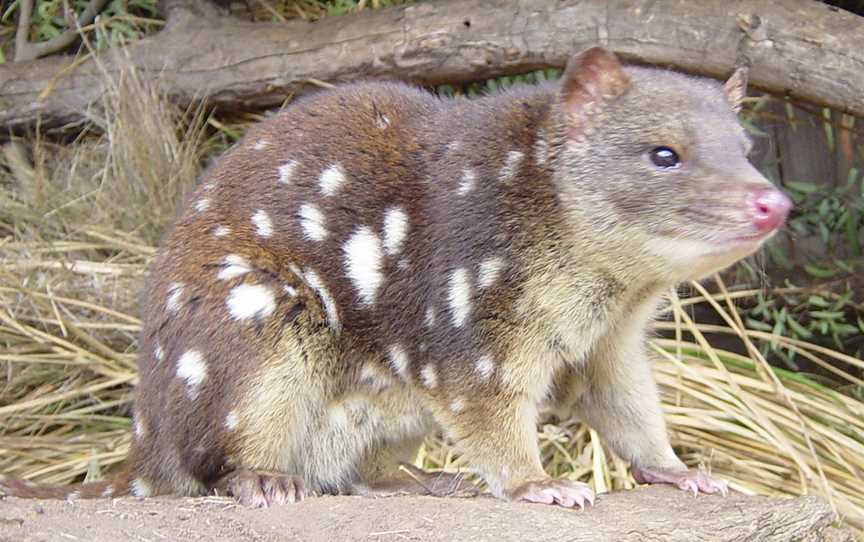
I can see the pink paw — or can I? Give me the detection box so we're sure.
[220,470,305,508]
[509,478,595,509]
[632,466,728,496]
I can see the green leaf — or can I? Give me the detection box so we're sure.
[804,264,835,278]
[846,209,861,257]
[833,323,860,335]
[810,310,846,320]
[786,316,813,339]
[823,108,835,153]
[785,180,819,194]
[819,221,830,244]
[745,318,773,331]
[831,290,853,311]
[807,295,829,307]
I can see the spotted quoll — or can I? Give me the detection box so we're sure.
[1,48,791,508]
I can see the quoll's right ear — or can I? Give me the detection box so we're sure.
[559,47,631,138]
[723,65,749,114]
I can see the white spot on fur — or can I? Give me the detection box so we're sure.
[154,343,164,362]
[225,411,239,430]
[328,403,349,426]
[450,398,466,414]
[478,257,505,289]
[421,364,438,389]
[278,160,298,184]
[383,207,408,256]
[252,210,273,238]
[303,269,340,332]
[213,225,231,237]
[388,344,410,380]
[217,254,252,281]
[447,268,471,327]
[398,258,410,270]
[424,306,436,328]
[298,203,327,241]
[498,150,524,183]
[134,417,146,439]
[253,139,269,150]
[101,485,114,498]
[475,354,495,381]
[65,490,81,502]
[283,284,297,296]
[319,164,346,197]
[227,284,276,321]
[457,169,476,195]
[176,350,207,396]
[344,226,384,306]
[130,478,152,498]
[194,198,210,213]
[446,141,462,153]
[166,283,184,313]
[376,114,391,129]
[534,130,549,166]
[360,363,391,392]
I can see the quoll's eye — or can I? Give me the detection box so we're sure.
[649,147,681,169]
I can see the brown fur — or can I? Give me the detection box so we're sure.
[1,48,787,506]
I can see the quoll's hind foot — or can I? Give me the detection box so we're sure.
[631,466,729,496]
[216,469,305,508]
[352,463,479,498]
[509,478,595,509]
[398,463,480,498]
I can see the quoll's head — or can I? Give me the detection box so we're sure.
[551,48,792,280]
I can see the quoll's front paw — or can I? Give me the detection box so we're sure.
[509,478,595,509]
[631,466,728,496]
[219,469,306,508]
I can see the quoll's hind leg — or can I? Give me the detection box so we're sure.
[215,469,305,508]
[352,438,478,498]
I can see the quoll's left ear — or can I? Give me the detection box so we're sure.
[723,66,749,113]
[559,47,631,138]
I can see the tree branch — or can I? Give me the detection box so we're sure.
[0,486,854,541]
[1,0,862,132]
[13,0,109,63]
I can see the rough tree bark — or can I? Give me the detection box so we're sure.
[0,0,862,132]
[0,486,853,541]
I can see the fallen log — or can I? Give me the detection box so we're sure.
[0,485,852,541]
[0,0,862,132]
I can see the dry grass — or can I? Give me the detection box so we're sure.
[0,65,862,536]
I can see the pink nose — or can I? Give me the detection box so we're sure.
[750,188,792,233]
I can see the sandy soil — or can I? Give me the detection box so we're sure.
[0,485,844,542]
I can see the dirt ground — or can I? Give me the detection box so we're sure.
[0,485,846,542]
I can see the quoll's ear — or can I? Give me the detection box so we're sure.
[723,66,749,113]
[559,47,630,134]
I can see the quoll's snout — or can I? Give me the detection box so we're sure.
[748,187,793,233]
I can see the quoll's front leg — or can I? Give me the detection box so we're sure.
[573,316,729,496]
[630,465,728,496]
[432,388,594,509]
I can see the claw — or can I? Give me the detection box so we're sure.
[218,470,305,507]
[510,478,595,510]
[633,465,728,497]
